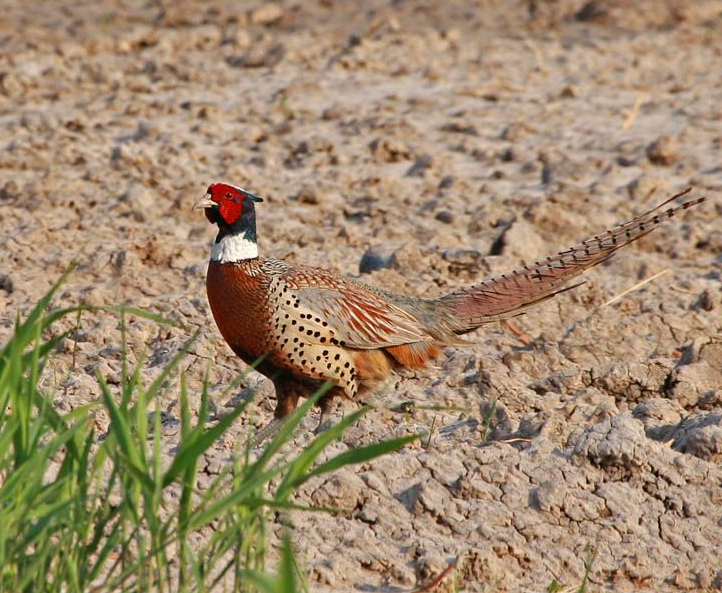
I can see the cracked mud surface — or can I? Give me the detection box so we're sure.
[1,1,721,590]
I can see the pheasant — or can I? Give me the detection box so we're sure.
[195,183,705,429]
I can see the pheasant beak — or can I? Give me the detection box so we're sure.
[193,193,216,211]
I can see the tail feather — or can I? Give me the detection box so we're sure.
[438,189,706,332]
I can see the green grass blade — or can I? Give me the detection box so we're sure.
[163,398,248,488]
[100,305,178,327]
[278,535,297,593]
[275,406,367,499]
[249,387,328,476]
[97,372,147,477]
[304,434,419,482]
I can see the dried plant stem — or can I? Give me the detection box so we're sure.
[601,269,669,308]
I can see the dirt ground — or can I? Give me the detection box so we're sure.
[1,0,722,590]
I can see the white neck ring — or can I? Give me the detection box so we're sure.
[210,233,258,263]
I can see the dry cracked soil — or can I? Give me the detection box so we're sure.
[1,0,722,591]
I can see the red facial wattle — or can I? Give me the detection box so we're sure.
[219,195,243,225]
[209,183,245,225]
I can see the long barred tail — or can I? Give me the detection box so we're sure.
[438,188,706,332]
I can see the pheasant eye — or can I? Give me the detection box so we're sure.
[226,192,233,199]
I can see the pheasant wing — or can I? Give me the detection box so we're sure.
[288,280,431,349]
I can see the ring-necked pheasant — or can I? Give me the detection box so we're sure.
[195,184,705,428]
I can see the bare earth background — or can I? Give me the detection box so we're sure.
[1,0,722,591]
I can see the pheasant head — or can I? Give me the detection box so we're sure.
[195,183,264,263]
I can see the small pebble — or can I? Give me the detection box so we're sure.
[435,210,454,224]
[646,135,679,166]
[0,274,13,294]
[250,3,284,26]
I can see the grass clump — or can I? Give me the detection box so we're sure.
[0,273,416,592]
